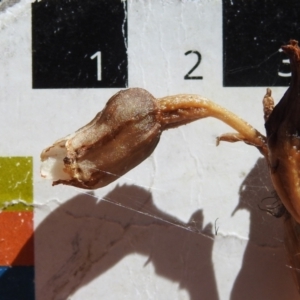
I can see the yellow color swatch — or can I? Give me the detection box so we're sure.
[0,157,33,212]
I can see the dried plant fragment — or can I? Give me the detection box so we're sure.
[260,40,300,293]
[41,88,161,189]
[283,214,300,293]
[41,89,266,189]
[264,40,300,224]
[262,88,274,122]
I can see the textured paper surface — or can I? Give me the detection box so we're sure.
[0,0,299,299]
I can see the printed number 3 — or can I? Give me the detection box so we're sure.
[90,51,102,81]
[278,48,291,78]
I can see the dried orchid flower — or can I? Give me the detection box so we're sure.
[41,40,300,292]
[41,89,266,189]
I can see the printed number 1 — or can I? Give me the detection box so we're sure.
[90,51,102,81]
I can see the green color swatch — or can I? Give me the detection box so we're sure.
[0,157,33,211]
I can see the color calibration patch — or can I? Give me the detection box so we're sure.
[0,157,34,299]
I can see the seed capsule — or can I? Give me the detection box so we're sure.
[41,88,162,189]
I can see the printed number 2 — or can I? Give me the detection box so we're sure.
[90,51,102,81]
[184,50,203,80]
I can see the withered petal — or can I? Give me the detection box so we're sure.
[265,40,300,223]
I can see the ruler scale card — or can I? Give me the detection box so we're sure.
[0,0,299,299]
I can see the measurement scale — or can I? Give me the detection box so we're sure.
[0,0,299,299]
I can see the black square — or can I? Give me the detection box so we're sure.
[223,0,300,87]
[32,0,128,89]
[0,267,35,299]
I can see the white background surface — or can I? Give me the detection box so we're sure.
[0,0,299,299]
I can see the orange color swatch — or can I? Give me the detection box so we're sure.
[0,211,34,266]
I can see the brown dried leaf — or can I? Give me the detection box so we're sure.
[265,40,300,224]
